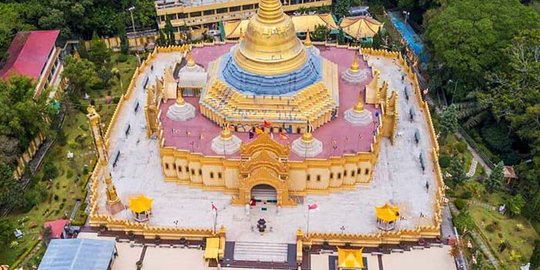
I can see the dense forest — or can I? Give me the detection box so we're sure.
[0,0,156,60]
[377,0,540,221]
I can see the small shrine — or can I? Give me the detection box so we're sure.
[344,93,373,126]
[166,89,196,121]
[342,53,369,84]
[291,131,323,158]
[129,195,153,222]
[375,203,399,231]
[337,248,365,269]
[211,124,242,155]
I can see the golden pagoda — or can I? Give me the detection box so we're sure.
[337,248,364,269]
[375,203,399,230]
[129,195,153,222]
[233,0,307,75]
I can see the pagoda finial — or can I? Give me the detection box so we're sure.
[239,27,244,41]
[353,94,365,113]
[257,0,284,22]
[176,88,185,105]
[350,52,360,72]
[304,29,312,47]
[221,123,232,140]
[104,173,124,214]
[186,50,195,67]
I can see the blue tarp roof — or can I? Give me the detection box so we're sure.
[39,238,116,270]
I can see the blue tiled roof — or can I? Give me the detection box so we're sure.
[39,238,116,270]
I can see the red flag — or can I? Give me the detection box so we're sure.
[211,202,218,211]
[263,120,272,128]
[308,203,318,211]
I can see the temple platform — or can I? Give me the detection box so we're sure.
[159,45,379,161]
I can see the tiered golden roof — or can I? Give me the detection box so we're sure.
[233,0,307,75]
[337,248,364,269]
[375,203,399,223]
[129,195,153,213]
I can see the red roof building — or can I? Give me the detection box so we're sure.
[43,219,69,239]
[0,30,62,98]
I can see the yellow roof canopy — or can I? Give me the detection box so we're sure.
[337,248,364,269]
[204,237,220,260]
[223,14,337,39]
[340,16,383,39]
[375,203,400,223]
[128,195,153,213]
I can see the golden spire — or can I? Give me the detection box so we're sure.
[257,0,285,22]
[239,27,244,41]
[221,123,232,140]
[353,94,365,113]
[186,50,195,67]
[105,174,121,205]
[176,89,185,105]
[304,29,312,47]
[350,52,360,72]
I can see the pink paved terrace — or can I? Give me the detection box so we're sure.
[159,45,380,161]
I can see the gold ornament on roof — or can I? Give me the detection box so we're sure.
[350,52,360,72]
[186,50,196,67]
[221,123,233,140]
[304,28,312,47]
[353,94,365,113]
[176,89,185,105]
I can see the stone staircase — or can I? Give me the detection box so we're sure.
[233,241,288,262]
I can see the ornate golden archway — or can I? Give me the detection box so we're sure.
[232,133,295,206]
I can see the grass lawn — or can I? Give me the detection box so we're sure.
[469,205,538,268]
[0,53,137,267]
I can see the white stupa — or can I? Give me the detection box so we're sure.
[341,53,370,84]
[211,126,242,155]
[166,93,195,121]
[291,132,323,158]
[344,95,373,126]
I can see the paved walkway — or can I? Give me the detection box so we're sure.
[454,133,492,175]
[465,160,478,178]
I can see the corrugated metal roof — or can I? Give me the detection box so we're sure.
[38,238,115,270]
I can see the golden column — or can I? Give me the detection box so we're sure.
[87,106,124,215]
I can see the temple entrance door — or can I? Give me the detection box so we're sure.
[251,184,277,204]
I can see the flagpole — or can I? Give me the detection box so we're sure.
[213,209,218,234]
[306,207,310,235]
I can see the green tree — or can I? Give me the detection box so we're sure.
[463,180,485,199]
[437,104,458,139]
[425,0,540,98]
[165,17,175,45]
[454,210,474,233]
[0,76,53,149]
[88,33,111,65]
[506,194,525,216]
[334,0,351,19]
[531,240,540,270]
[0,3,33,61]
[0,162,23,209]
[485,161,504,192]
[372,29,384,49]
[312,24,330,42]
[447,156,465,185]
[117,16,129,55]
[62,55,100,95]
[157,30,167,46]
[0,135,20,167]
[0,218,14,247]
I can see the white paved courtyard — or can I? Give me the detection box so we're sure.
[97,49,439,244]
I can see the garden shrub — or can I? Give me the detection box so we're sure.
[66,170,73,179]
[43,161,59,180]
[456,142,467,153]
[439,154,451,168]
[112,96,121,103]
[454,211,475,233]
[53,195,59,201]
[461,191,472,199]
[485,222,500,233]
[117,54,128,63]
[454,198,467,210]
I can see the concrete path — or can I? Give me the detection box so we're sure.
[465,159,478,178]
[455,133,492,175]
